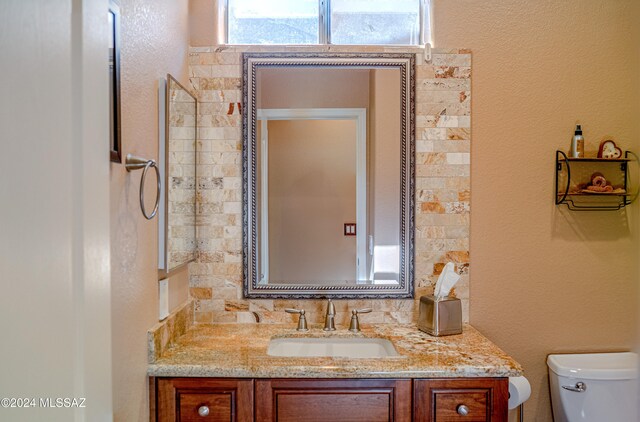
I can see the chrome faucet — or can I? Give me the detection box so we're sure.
[323,299,336,331]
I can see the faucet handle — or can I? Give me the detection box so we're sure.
[348,308,372,332]
[285,308,308,331]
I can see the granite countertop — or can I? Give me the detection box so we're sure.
[148,323,522,378]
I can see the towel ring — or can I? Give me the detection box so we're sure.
[125,154,161,220]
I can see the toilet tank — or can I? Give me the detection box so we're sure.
[547,352,638,422]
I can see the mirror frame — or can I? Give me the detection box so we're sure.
[108,0,122,163]
[242,52,415,299]
[158,74,198,278]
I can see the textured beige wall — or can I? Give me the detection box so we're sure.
[369,69,401,249]
[433,0,640,420]
[190,0,218,46]
[258,68,370,108]
[267,119,357,281]
[110,0,189,420]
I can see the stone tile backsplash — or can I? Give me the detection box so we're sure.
[187,45,471,325]
[148,299,193,363]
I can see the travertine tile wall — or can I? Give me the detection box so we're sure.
[167,82,197,269]
[187,46,471,326]
[148,299,193,363]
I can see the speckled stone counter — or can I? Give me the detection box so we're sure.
[148,323,522,378]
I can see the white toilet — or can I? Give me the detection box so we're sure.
[547,352,638,422]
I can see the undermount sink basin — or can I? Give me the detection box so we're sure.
[267,337,400,358]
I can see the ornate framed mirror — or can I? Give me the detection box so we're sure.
[243,53,415,298]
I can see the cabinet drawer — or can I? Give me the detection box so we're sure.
[413,378,508,422]
[178,392,231,422]
[433,390,488,421]
[153,377,253,422]
[255,379,412,422]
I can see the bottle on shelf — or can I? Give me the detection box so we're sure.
[570,124,584,158]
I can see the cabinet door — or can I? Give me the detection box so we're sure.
[413,378,508,422]
[255,379,411,422]
[154,377,253,422]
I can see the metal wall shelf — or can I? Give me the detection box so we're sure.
[555,150,638,211]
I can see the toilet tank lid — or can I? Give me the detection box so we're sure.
[547,352,638,380]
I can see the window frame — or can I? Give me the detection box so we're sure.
[221,0,432,46]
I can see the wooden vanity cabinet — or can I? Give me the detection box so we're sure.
[255,379,411,422]
[414,378,509,422]
[151,377,508,422]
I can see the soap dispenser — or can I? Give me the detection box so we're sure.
[570,124,584,158]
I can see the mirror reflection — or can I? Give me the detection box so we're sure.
[159,74,197,275]
[244,54,414,298]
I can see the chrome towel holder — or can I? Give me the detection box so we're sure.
[125,153,160,220]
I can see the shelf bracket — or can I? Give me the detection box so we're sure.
[554,149,638,211]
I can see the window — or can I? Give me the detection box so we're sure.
[228,0,319,45]
[330,0,421,45]
[225,0,430,45]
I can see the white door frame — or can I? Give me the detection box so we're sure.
[256,108,368,282]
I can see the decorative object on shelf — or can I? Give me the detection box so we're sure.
[597,139,622,159]
[555,150,638,211]
[569,124,584,158]
[580,172,625,194]
[590,172,610,190]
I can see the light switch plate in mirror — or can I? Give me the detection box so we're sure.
[242,53,415,299]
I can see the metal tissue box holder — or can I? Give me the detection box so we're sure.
[417,295,462,336]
